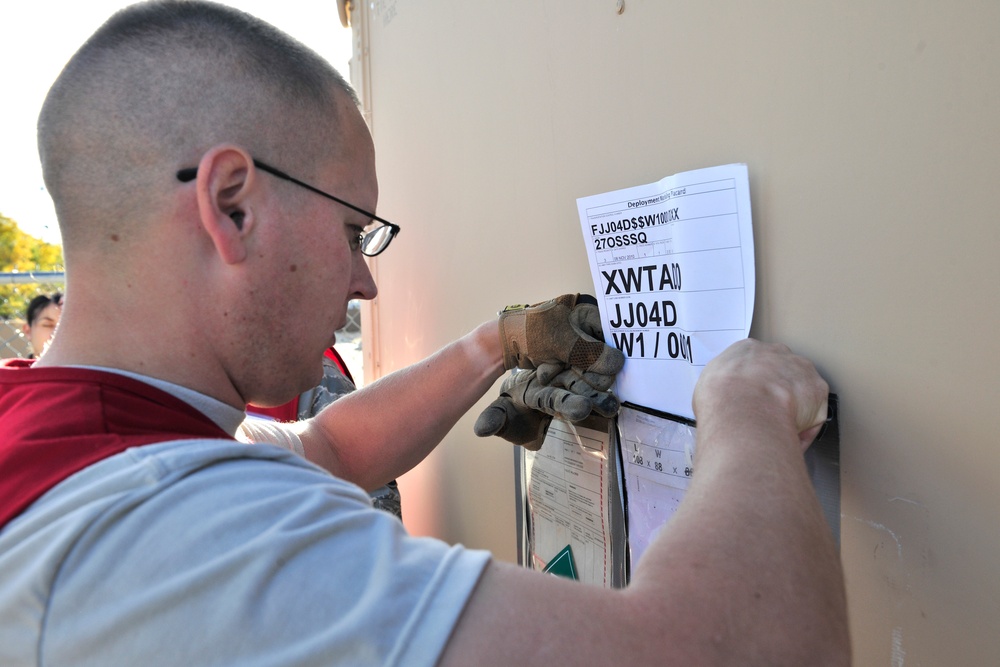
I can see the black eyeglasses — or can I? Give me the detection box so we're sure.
[176,158,401,257]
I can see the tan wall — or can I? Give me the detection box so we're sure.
[349,2,1000,663]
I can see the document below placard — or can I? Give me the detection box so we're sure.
[618,406,697,569]
[577,164,754,419]
[524,420,614,588]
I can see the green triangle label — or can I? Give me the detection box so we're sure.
[543,544,578,580]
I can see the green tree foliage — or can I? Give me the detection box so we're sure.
[0,212,64,319]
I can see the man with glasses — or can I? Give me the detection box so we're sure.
[0,2,848,666]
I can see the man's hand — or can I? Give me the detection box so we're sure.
[474,368,620,450]
[693,339,829,450]
[497,294,625,391]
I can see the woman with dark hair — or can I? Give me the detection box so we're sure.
[22,292,63,358]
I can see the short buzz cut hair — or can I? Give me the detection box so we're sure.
[38,0,357,245]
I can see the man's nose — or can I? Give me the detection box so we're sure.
[353,254,378,300]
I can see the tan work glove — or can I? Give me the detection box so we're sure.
[474,368,620,450]
[498,294,625,391]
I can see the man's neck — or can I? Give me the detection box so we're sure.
[36,321,247,411]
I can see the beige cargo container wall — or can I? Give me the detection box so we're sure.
[345,2,1000,664]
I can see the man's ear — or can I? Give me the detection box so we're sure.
[195,145,258,265]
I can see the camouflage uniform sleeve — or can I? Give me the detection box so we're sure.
[299,356,403,520]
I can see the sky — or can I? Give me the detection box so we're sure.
[0,0,354,245]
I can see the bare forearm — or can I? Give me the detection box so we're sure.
[439,340,849,667]
[441,417,849,667]
[303,320,505,490]
[628,411,849,665]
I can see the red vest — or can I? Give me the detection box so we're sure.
[0,361,233,529]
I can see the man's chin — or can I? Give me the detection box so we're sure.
[310,362,326,386]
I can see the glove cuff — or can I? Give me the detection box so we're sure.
[497,304,528,370]
[498,294,583,370]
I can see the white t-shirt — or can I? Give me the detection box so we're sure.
[0,376,490,666]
